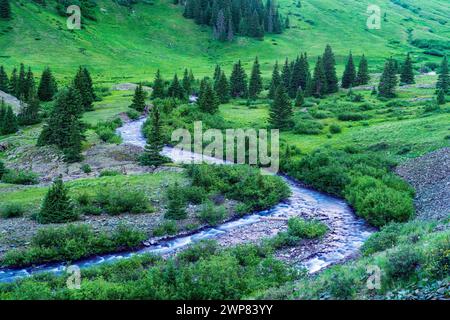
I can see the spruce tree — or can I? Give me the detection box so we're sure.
[0,0,11,20]
[165,182,187,220]
[230,60,248,98]
[0,66,8,92]
[289,56,303,98]
[139,104,169,166]
[37,177,78,224]
[269,85,293,130]
[0,99,5,130]
[17,63,26,98]
[268,61,281,99]
[436,89,446,105]
[342,53,356,89]
[182,68,191,96]
[436,56,449,94]
[73,67,94,111]
[37,67,58,101]
[168,74,185,100]
[299,53,312,96]
[23,67,36,102]
[213,64,222,84]
[311,57,327,98]
[199,79,219,113]
[322,45,339,93]
[215,71,230,103]
[9,68,18,96]
[378,58,398,98]
[248,56,263,99]
[151,69,165,99]
[18,95,41,125]
[281,58,291,91]
[63,119,84,163]
[1,105,18,135]
[400,53,415,85]
[294,88,304,107]
[130,83,147,112]
[355,54,370,85]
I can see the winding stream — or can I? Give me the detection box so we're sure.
[0,118,374,283]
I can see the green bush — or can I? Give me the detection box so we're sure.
[385,246,422,281]
[329,123,342,134]
[361,223,400,255]
[287,217,328,239]
[337,112,370,121]
[165,182,187,220]
[198,201,226,226]
[126,109,141,120]
[0,203,25,218]
[324,266,358,299]
[293,120,324,135]
[81,164,92,173]
[0,161,6,179]
[153,220,178,236]
[181,186,208,204]
[95,119,123,143]
[424,236,450,279]
[177,240,219,263]
[99,170,122,177]
[95,188,151,215]
[1,169,39,185]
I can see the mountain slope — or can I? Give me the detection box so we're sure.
[0,0,448,82]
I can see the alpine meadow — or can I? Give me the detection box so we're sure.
[0,0,448,306]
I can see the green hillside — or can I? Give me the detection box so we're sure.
[0,0,449,83]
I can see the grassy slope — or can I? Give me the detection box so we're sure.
[0,0,449,83]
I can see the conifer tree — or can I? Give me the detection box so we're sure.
[281,58,291,91]
[248,57,263,99]
[0,0,11,20]
[268,61,281,99]
[139,104,169,166]
[311,57,327,98]
[151,69,165,99]
[355,54,370,85]
[1,104,18,135]
[17,63,26,98]
[0,160,6,179]
[400,53,415,85]
[199,79,219,113]
[342,53,356,89]
[18,95,41,125]
[168,74,185,100]
[0,66,8,92]
[165,182,187,220]
[37,177,78,224]
[230,60,248,98]
[269,85,292,130]
[299,53,312,96]
[436,89,446,105]
[73,67,94,111]
[23,67,36,102]
[289,56,304,98]
[215,71,230,103]
[322,45,339,93]
[130,83,147,112]
[294,88,304,107]
[9,68,18,96]
[37,67,58,101]
[182,68,191,96]
[436,55,449,94]
[378,58,398,98]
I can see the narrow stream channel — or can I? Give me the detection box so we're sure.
[0,118,374,283]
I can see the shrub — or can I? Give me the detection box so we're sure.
[1,169,38,185]
[361,223,400,256]
[37,178,78,224]
[424,237,450,279]
[324,266,358,299]
[293,120,323,135]
[0,203,25,218]
[182,186,208,204]
[99,170,122,177]
[165,182,187,220]
[329,124,342,134]
[177,240,219,263]
[95,119,123,143]
[126,109,140,120]
[81,164,92,174]
[337,112,370,121]
[385,246,422,281]
[95,188,151,215]
[153,220,178,236]
[0,161,6,179]
[198,201,226,226]
[287,217,328,239]
[79,204,103,216]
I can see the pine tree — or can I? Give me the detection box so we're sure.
[0,0,11,20]
[139,105,169,167]
[294,88,304,107]
[1,104,18,135]
[400,53,415,85]
[73,67,94,111]
[342,53,356,89]
[299,53,312,96]
[17,63,26,98]
[378,58,398,98]
[436,89,446,105]
[165,182,187,220]
[37,177,78,224]
[23,67,36,102]
[18,95,41,125]
[311,57,327,98]
[268,61,281,99]
[182,68,191,96]
[151,69,165,99]
[322,45,339,93]
[230,60,248,98]
[9,68,18,96]
[269,85,293,130]
[355,54,370,85]
[37,67,58,101]
[130,83,147,112]
[289,56,303,98]
[199,79,219,113]
[436,55,449,94]
[168,74,185,100]
[281,58,291,91]
[215,71,230,103]
[0,66,8,92]
[248,56,263,99]
[63,118,84,163]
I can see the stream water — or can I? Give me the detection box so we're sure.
[0,118,374,283]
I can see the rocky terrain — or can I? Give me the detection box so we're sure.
[396,147,450,221]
